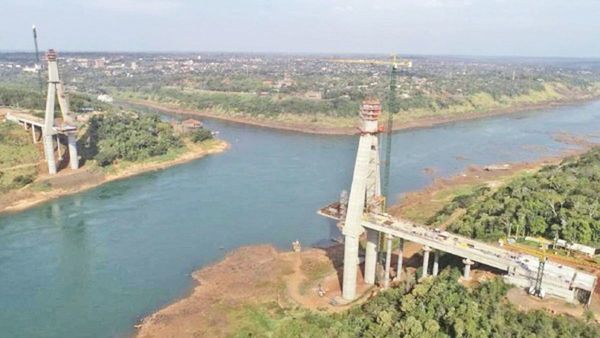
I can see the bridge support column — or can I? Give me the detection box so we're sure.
[463,258,474,280]
[43,134,57,175]
[342,234,359,301]
[383,234,393,289]
[67,132,79,170]
[31,124,38,143]
[364,229,378,285]
[396,238,404,281]
[432,250,440,277]
[422,246,431,278]
[56,135,62,160]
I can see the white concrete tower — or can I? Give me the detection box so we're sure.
[341,99,383,301]
[43,49,79,174]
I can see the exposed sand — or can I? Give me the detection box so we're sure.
[135,245,353,338]
[134,134,600,337]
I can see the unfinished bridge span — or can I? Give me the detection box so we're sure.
[318,100,596,305]
[5,49,79,175]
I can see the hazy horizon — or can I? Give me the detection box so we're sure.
[2,1,599,58]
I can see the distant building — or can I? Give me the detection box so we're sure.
[76,59,91,68]
[94,58,106,69]
[181,118,203,131]
[22,64,41,73]
[97,94,113,103]
[171,118,204,133]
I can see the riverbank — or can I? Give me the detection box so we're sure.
[0,139,228,214]
[135,244,360,338]
[390,131,598,224]
[124,94,600,135]
[134,139,600,337]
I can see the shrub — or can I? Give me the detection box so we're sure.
[190,128,213,143]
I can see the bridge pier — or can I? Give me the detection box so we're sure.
[31,124,38,143]
[463,258,474,280]
[422,246,431,278]
[432,250,440,277]
[364,229,378,285]
[56,135,63,160]
[43,134,57,175]
[383,234,393,289]
[67,132,79,170]
[396,238,404,280]
[342,234,359,300]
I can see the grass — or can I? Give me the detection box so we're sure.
[399,183,483,225]
[0,122,41,192]
[230,304,281,338]
[396,83,568,122]
[299,258,334,295]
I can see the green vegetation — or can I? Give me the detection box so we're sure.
[3,54,600,128]
[125,88,358,118]
[189,128,213,143]
[0,122,40,192]
[0,85,110,112]
[81,112,182,167]
[121,82,584,124]
[230,270,599,337]
[430,148,600,246]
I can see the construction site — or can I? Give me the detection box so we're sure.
[5,48,80,176]
[313,58,598,308]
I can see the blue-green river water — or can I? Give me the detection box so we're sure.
[1,101,600,337]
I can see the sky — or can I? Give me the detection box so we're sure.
[1,0,599,57]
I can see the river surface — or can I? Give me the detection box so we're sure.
[2,101,600,337]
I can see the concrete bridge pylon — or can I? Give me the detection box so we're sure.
[338,99,384,300]
[42,49,79,174]
[317,99,597,305]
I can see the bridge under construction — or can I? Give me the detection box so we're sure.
[318,100,597,305]
[5,49,79,175]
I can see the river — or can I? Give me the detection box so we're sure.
[1,101,600,337]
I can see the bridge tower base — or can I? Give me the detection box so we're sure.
[42,49,79,175]
[340,100,383,301]
[43,134,57,175]
[67,132,79,170]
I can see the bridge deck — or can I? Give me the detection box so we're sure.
[318,203,596,295]
[6,112,76,133]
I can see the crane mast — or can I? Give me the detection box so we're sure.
[32,25,43,92]
[382,58,398,206]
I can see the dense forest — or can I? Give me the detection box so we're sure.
[81,113,182,166]
[430,148,600,246]
[234,270,599,337]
